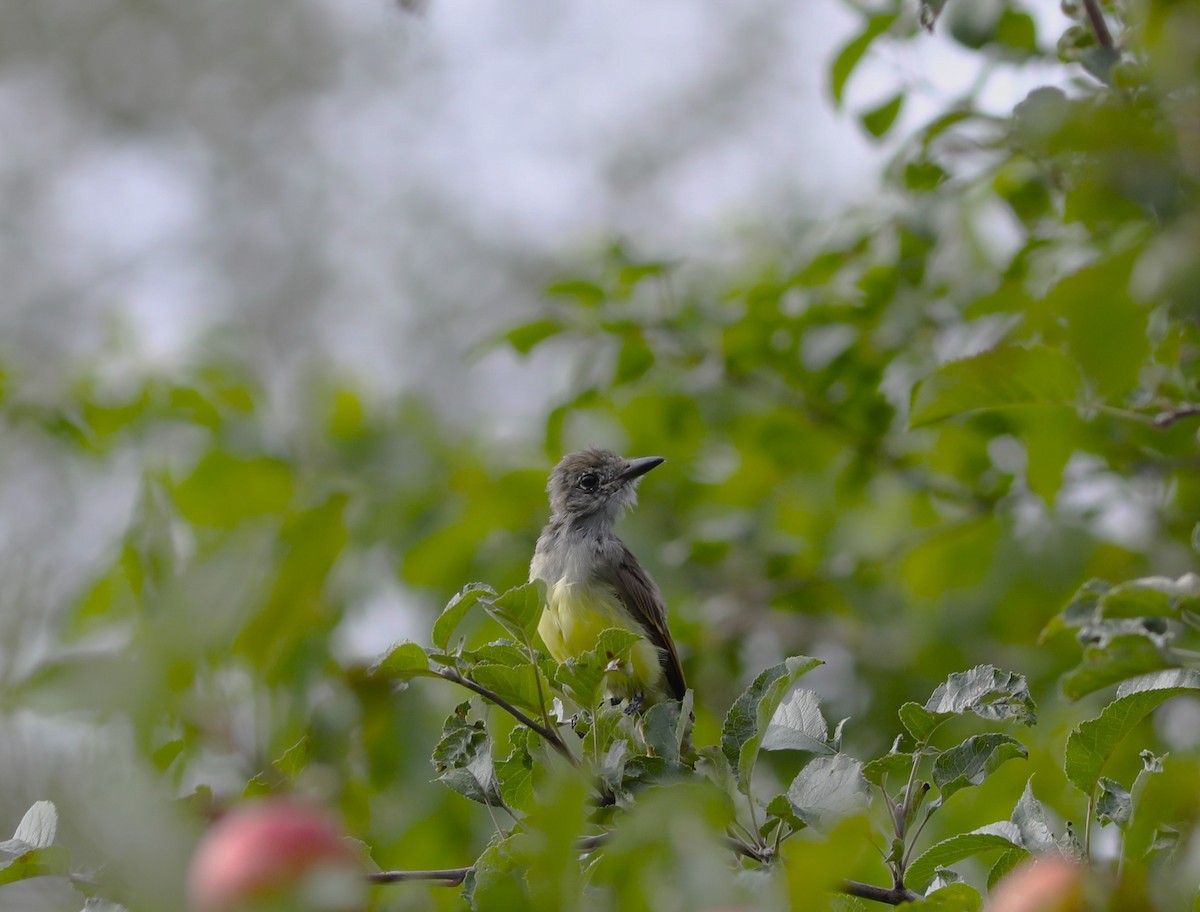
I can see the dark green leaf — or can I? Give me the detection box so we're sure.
[1065,670,1200,793]
[987,847,1031,891]
[432,583,496,652]
[862,751,915,787]
[1061,633,1171,701]
[860,93,904,139]
[486,582,543,642]
[906,824,1023,893]
[933,734,1027,801]
[830,15,897,106]
[901,666,1036,742]
[614,334,655,384]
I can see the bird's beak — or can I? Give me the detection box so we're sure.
[619,456,665,483]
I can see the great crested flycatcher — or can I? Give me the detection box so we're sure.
[529,447,686,710]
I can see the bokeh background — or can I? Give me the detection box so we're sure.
[2,0,1198,909]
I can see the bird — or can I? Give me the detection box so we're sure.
[529,447,686,711]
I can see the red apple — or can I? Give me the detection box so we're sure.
[187,800,363,912]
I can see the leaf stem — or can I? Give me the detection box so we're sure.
[436,668,579,769]
[1080,0,1114,49]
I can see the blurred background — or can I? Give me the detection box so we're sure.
[2,0,1197,908]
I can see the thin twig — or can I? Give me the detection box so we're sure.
[1154,405,1200,429]
[366,867,470,886]
[841,879,923,905]
[1080,0,1114,48]
[437,668,579,768]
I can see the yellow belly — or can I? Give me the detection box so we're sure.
[536,579,666,703]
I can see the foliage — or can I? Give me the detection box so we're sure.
[1,0,1200,910]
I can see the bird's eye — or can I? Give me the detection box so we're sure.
[578,472,599,492]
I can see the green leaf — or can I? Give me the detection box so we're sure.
[994,9,1037,54]
[1096,777,1132,828]
[1010,780,1057,854]
[860,93,904,139]
[786,754,870,831]
[486,582,543,642]
[761,688,837,754]
[933,734,1027,802]
[274,735,311,779]
[174,451,294,528]
[900,666,1037,742]
[505,319,563,355]
[1060,633,1171,701]
[1064,669,1200,793]
[642,691,693,764]
[12,801,57,848]
[987,847,1031,891]
[371,640,435,679]
[554,627,643,707]
[431,706,502,807]
[545,279,605,306]
[1042,252,1147,399]
[432,583,496,651]
[0,844,71,887]
[151,739,185,771]
[830,14,897,106]
[719,656,824,793]
[614,334,655,384]
[902,882,983,910]
[862,751,915,787]
[469,663,545,715]
[908,345,1082,428]
[496,729,535,812]
[905,823,1023,893]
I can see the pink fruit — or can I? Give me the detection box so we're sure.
[187,800,362,912]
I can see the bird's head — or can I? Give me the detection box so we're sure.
[547,448,664,524]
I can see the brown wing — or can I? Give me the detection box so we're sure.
[599,542,687,701]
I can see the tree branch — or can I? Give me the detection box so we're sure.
[1154,405,1200,428]
[841,879,923,905]
[1080,0,1114,48]
[367,867,470,886]
[436,668,579,768]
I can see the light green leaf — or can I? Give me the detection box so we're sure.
[370,641,435,679]
[12,801,56,848]
[719,656,824,793]
[174,451,294,528]
[554,628,643,707]
[786,754,870,831]
[469,663,545,715]
[903,882,983,910]
[1065,669,1200,793]
[761,688,836,754]
[505,319,563,355]
[545,279,605,306]
[1010,780,1057,854]
[0,845,71,887]
[900,666,1036,742]
[1096,777,1132,828]
[908,345,1082,428]
[486,582,543,642]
